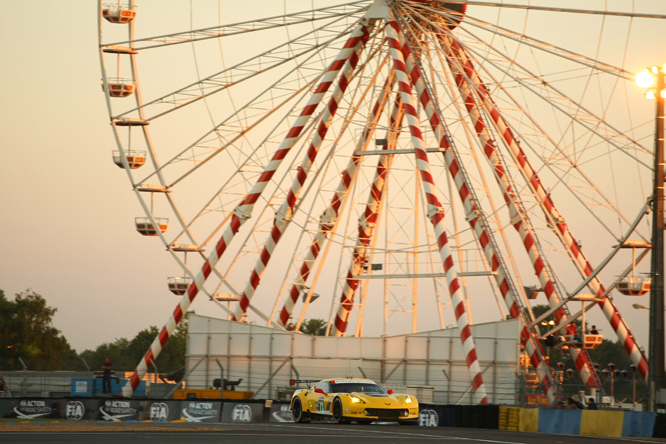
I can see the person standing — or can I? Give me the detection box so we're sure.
[567,397,585,409]
[0,376,9,397]
[102,357,112,394]
[587,398,599,410]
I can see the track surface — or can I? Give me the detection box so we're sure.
[0,422,657,443]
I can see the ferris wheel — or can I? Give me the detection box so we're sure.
[98,0,665,402]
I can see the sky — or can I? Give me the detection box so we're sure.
[2,0,666,358]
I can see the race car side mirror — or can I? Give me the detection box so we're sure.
[388,390,394,394]
[314,388,326,395]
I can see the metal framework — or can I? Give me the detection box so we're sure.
[97,0,664,403]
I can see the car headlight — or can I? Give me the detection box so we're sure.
[349,395,362,403]
[405,396,413,404]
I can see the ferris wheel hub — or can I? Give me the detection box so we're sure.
[403,0,467,29]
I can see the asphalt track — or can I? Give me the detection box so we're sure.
[0,422,659,444]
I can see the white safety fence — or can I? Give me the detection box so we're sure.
[185,315,521,405]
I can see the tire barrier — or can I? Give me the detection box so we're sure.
[498,406,520,431]
[0,397,658,438]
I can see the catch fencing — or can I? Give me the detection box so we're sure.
[184,315,521,405]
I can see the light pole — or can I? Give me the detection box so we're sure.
[630,364,638,405]
[636,65,666,412]
[556,361,565,402]
[608,362,616,401]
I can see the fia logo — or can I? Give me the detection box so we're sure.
[232,404,252,422]
[150,403,169,422]
[65,401,85,420]
[419,409,439,427]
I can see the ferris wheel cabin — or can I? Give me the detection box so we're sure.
[616,240,652,296]
[167,276,192,295]
[112,150,146,169]
[101,78,135,97]
[616,276,651,296]
[102,3,136,24]
[135,217,168,236]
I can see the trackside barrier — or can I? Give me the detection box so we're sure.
[0,397,659,437]
[536,409,582,435]
[505,407,655,438]
[269,401,293,423]
[498,406,520,431]
[623,411,659,438]
[653,413,666,438]
[418,404,455,427]
[220,401,263,423]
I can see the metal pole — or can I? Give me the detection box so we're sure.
[165,357,205,399]
[250,357,290,399]
[80,357,91,397]
[648,68,665,412]
[150,357,159,392]
[18,357,27,398]
[215,359,224,400]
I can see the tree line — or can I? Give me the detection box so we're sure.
[0,289,327,376]
[0,289,187,376]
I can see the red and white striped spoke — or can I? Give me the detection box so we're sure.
[387,20,488,404]
[122,24,369,397]
[234,26,371,321]
[331,95,403,336]
[278,75,395,328]
[440,36,599,389]
[395,30,553,404]
[234,24,370,220]
[448,38,648,381]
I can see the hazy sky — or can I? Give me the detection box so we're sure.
[2,0,666,357]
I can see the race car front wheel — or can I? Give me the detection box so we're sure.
[332,398,350,424]
[291,398,310,423]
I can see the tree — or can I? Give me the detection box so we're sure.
[0,289,80,371]
[300,319,327,336]
[79,312,190,375]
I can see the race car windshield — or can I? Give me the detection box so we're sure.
[329,383,387,394]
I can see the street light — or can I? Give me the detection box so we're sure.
[636,64,666,413]
[636,67,656,89]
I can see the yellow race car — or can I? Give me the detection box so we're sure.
[289,378,419,425]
